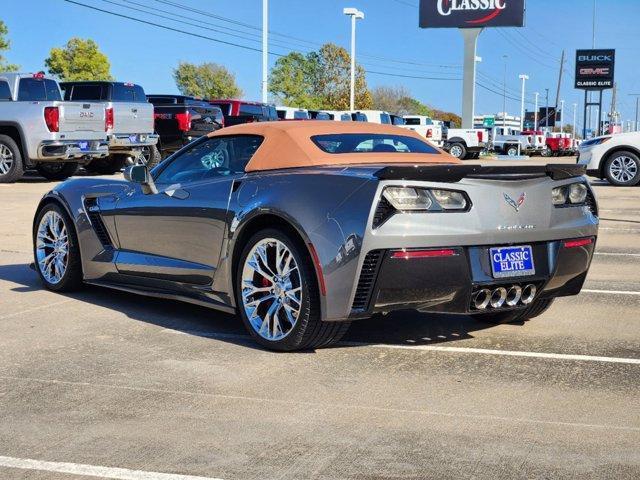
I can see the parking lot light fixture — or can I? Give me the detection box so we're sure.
[343,7,364,111]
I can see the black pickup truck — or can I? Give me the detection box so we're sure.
[146,94,224,162]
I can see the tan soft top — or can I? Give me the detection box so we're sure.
[207,121,460,172]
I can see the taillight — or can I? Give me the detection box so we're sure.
[105,107,114,132]
[477,130,483,142]
[44,106,59,132]
[426,128,433,138]
[175,111,191,131]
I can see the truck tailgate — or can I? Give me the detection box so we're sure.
[58,102,105,132]
[113,102,154,134]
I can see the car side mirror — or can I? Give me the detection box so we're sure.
[123,165,157,195]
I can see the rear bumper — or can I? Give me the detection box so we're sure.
[348,238,596,319]
[108,133,159,153]
[37,140,109,161]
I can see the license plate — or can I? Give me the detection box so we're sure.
[78,141,89,151]
[490,245,535,278]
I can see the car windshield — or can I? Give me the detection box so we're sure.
[311,133,440,154]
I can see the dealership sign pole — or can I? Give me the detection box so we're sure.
[419,0,526,129]
[575,49,615,138]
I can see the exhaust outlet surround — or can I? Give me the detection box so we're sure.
[505,285,522,307]
[490,287,508,309]
[473,289,491,310]
[521,284,537,305]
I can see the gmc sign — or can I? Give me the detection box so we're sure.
[575,49,615,90]
[419,0,526,28]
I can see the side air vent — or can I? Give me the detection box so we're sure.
[84,197,113,248]
[351,250,383,312]
[372,196,396,228]
[585,188,598,216]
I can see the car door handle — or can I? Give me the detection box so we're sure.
[164,188,189,200]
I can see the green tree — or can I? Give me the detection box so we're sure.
[269,52,321,109]
[173,62,242,99]
[45,38,112,81]
[432,109,462,128]
[372,85,433,116]
[269,43,372,110]
[0,20,19,72]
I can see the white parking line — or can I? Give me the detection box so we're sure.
[583,289,640,296]
[0,455,223,480]
[599,227,640,233]
[594,252,640,257]
[163,329,640,365]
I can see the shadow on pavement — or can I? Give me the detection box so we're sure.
[0,262,498,351]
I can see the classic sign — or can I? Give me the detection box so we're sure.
[575,49,615,90]
[419,0,526,28]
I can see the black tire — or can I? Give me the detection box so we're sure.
[36,162,78,181]
[140,144,161,169]
[33,202,83,292]
[85,154,127,175]
[604,150,640,186]
[235,228,350,351]
[506,145,519,157]
[0,134,24,183]
[448,142,467,159]
[474,298,555,325]
[542,147,553,157]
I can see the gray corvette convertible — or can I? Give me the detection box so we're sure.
[33,121,598,350]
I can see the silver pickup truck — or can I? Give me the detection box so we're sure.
[0,72,109,182]
[60,81,158,174]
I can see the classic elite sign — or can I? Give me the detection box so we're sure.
[575,49,615,90]
[419,0,526,28]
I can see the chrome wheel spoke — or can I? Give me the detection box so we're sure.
[36,211,69,284]
[241,238,302,342]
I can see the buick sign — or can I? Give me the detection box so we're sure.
[419,0,526,28]
[575,49,615,90]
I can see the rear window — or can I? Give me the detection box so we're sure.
[340,113,352,121]
[64,84,105,101]
[276,110,286,120]
[147,96,179,105]
[112,83,146,102]
[315,112,332,120]
[239,104,264,116]
[0,81,11,101]
[392,116,405,126]
[210,102,231,116]
[352,113,367,122]
[17,78,61,101]
[404,118,420,126]
[293,110,309,120]
[311,133,440,154]
[380,113,391,125]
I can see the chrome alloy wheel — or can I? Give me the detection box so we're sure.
[449,145,463,158]
[241,238,302,341]
[0,144,14,175]
[36,211,69,284]
[609,155,638,183]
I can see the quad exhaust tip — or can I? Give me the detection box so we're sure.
[473,284,537,310]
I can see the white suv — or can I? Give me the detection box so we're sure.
[578,132,640,186]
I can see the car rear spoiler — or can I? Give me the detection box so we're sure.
[374,164,586,183]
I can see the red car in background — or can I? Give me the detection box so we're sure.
[208,99,278,126]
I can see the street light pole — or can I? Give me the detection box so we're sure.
[502,55,508,128]
[545,88,550,129]
[518,74,529,156]
[261,0,268,104]
[560,99,565,132]
[534,92,539,130]
[343,8,364,111]
[572,103,578,140]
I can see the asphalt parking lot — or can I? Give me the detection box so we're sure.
[0,159,639,480]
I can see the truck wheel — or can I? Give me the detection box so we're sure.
[542,146,552,157]
[139,145,161,169]
[85,155,127,175]
[506,145,519,157]
[604,151,640,186]
[474,298,555,325]
[0,134,24,183]
[449,143,466,159]
[36,162,78,181]
[236,228,350,351]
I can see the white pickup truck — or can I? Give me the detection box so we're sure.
[61,81,158,174]
[400,115,444,147]
[0,72,108,182]
[491,126,539,156]
[443,127,487,159]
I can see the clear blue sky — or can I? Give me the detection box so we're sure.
[3,0,640,129]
